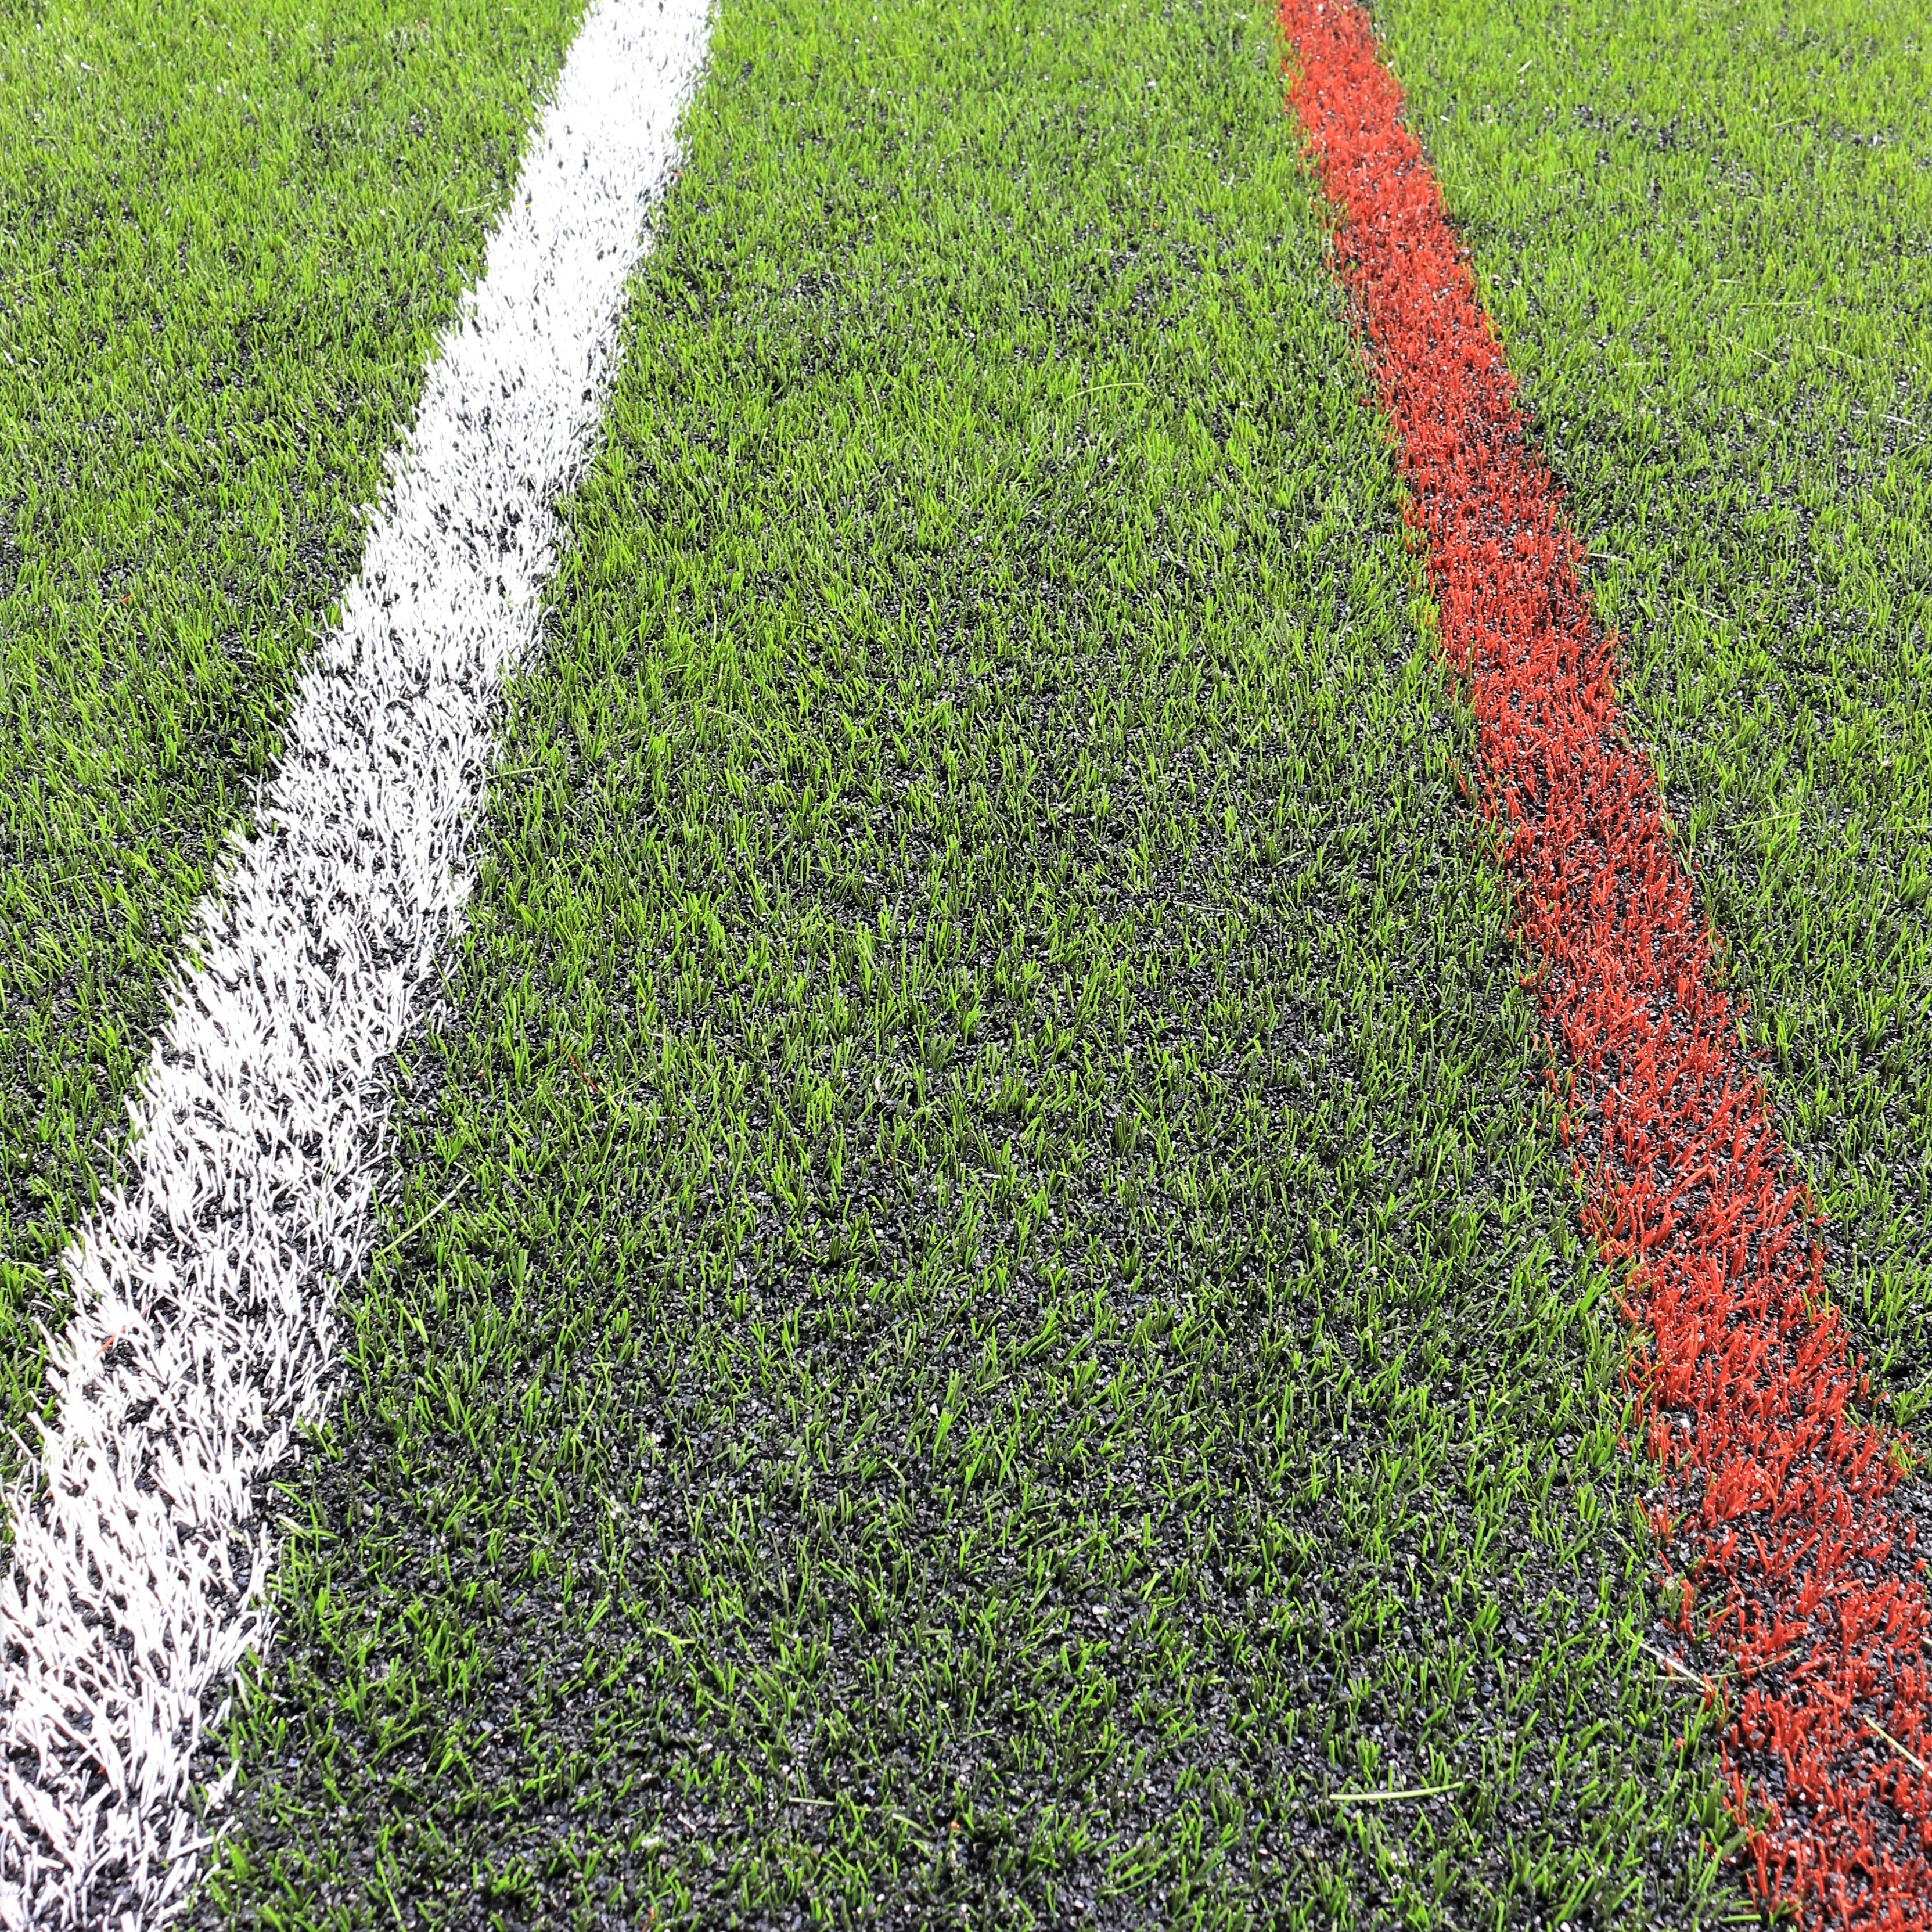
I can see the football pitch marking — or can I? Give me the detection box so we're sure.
[0,0,710,1922]
[1278,0,1932,1922]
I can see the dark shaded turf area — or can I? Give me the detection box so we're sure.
[196,0,1740,1925]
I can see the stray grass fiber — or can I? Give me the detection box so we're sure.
[0,0,583,1428]
[204,0,1739,1926]
[1370,0,1932,1422]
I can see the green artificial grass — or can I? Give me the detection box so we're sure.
[1370,0,1932,1420]
[198,1,1744,1924]
[0,0,583,1429]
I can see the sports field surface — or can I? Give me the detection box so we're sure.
[0,0,1925,1926]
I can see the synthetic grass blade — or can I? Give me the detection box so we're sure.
[0,1,709,1922]
[1278,0,1932,1922]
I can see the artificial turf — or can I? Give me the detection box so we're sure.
[1283,1,1932,1912]
[1370,0,1932,1422]
[0,0,582,1430]
[194,1,1747,1924]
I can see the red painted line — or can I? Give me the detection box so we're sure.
[1276,2,1932,1921]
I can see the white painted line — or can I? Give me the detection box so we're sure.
[0,1,711,1921]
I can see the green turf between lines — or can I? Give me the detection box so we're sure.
[196,1,1741,1924]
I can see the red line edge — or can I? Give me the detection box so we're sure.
[1275,2,1932,1922]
